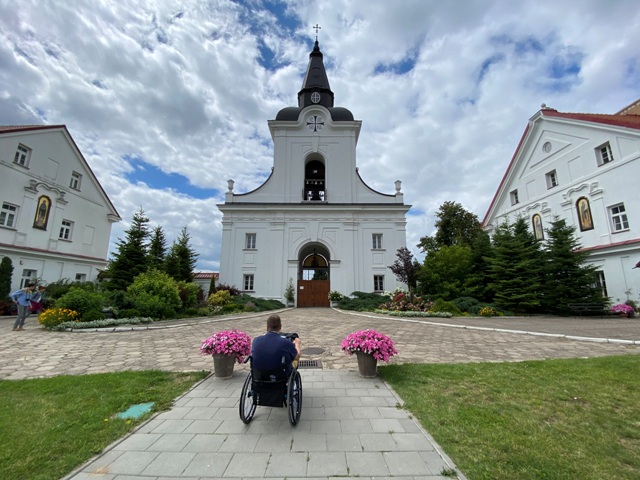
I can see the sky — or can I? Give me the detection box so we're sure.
[2,0,639,272]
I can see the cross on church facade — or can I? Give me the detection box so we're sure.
[313,24,321,39]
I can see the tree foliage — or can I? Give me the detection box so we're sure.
[388,247,420,301]
[0,256,13,299]
[418,201,483,254]
[126,269,182,318]
[148,225,167,272]
[106,209,150,291]
[417,244,475,300]
[165,227,198,283]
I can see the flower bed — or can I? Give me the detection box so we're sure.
[610,304,635,316]
[341,329,398,362]
[374,309,453,318]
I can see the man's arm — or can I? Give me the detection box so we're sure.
[293,338,301,362]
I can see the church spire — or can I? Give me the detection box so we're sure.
[298,26,334,109]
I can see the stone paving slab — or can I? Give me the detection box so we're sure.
[64,370,461,479]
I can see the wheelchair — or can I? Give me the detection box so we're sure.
[239,333,303,426]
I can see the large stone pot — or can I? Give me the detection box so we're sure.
[355,351,378,378]
[213,354,235,379]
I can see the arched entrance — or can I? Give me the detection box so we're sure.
[297,244,330,307]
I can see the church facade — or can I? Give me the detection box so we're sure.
[217,41,410,306]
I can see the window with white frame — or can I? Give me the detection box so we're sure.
[245,233,256,249]
[372,233,383,249]
[596,142,614,166]
[13,144,31,167]
[75,273,87,282]
[510,189,519,205]
[594,271,608,298]
[59,219,74,240]
[0,202,18,228]
[374,275,384,292]
[70,171,82,190]
[243,274,254,291]
[20,269,37,288]
[609,203,629,232]
[545,170,558,189]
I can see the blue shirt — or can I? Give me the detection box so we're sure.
[10,289,32,307]
[251,331,298,373]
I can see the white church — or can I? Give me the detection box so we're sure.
[217,40,410,307]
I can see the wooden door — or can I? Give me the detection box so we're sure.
[297,280,330,307]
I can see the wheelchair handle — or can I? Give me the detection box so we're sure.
[280,332,299,341]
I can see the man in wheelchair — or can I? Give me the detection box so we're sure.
[240,314,303,425]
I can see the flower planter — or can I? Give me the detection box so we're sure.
[355,351,378,378]
[330,301,338,308]
[212,354,235,379]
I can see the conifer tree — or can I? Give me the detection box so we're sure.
[0,256,13,299]
[486,217,543,313]
[148,225,167,271]
[106,209,150,291]
[542,217,602,313]
[165,227,198,283]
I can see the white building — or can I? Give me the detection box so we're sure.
[0,125,121,290]
[218,40,410,307]
[483,100,640,304]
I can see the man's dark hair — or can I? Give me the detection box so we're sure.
[266,314,281,331]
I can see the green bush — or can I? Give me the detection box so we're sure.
[38,308,79,328]
[55,287,105,320]
[120,308,141,318]
[337,291,387,311]
[82,309,105,322]
[208,290,233,307]
[46,279,100,301]
[126,270,181,319]
[430,299,461,315]
[232,294,284,311]
[177,281,200,309]
[453,297,480,313]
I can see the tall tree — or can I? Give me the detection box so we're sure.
[165,227,198,283]
[388,247,420,301]
[486,217,544,313]
[418,201,482,254]
[0,256,13,299]
[106,209,150,291]
[542,217,602,313]
[417,244,475,300]
[148,225,167,271]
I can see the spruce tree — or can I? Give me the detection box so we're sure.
[148,226,167,271]
[0,256,13,299]
[486,218,543,313]
[542,217,602,313]
[107,209,150,291]
[165,227,198,283]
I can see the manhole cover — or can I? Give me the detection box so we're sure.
[301,347,325,355]
[298,359,322,369]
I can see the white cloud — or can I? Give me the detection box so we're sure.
[1,0,639,271]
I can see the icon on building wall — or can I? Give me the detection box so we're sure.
[532,214,544,240]
[576,197,594,232]
[33,195,51,230]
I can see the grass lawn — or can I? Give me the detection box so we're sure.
[380,355,640,480]
[0,370,208,480]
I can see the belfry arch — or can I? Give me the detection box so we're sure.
[297,243,330,307]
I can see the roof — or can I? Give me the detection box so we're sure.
[482,100,640,226]
[194,272,219,280]
[0,124,64,133]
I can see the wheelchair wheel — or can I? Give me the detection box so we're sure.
[287,370,302,426]
[239,371,256,424]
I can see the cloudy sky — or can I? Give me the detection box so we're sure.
[2,0,639,272]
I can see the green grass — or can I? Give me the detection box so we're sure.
[0,370,208,480]
[380,355,640,480]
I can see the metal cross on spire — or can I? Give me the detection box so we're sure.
[313,24,321,40]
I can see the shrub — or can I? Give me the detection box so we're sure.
[177,281,200,309]
[45,279,100,300]
[55,286,105,320]
[453,297,480,313]
[39,308,79,328]
[208,290,233,307]
[82,309,105,322]
[479,306,498,317]
[338,291,387,311]
[215,283,240,296]
[430,299,461,315]
[126,270,182,319]
[120,308,141,318]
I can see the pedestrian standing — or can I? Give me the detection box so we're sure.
[10,283,36,331]
[29,285,46,316]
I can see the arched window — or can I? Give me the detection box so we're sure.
[304,159,326,201]
[576,197,594,231]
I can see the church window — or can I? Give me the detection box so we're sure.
[245,233,256,249]
[509,189,519,205]
[243,274,254,291]
[0,202,18,228]
[545,170,558,189]
[374,275,384,292]
[596,142,613,166]
[75,273,87,282]
[20,269,37,288]
[608,203,629,232]
[14,144,32,167]
[372,233,383,249]
[594,271,608,298]
[59,219,74,240]
[70,171,82,190]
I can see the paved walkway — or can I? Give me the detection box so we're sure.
[2,309,640,479]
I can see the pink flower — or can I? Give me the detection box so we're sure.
[341,329,398,362]
[200,329,252,363]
